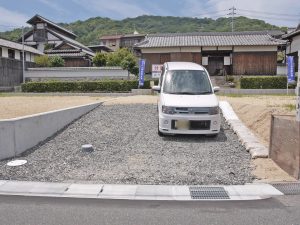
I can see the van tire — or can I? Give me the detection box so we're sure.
[206,133,218,138]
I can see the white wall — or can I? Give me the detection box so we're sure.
[234,46,277,52]
[0,102,102,160]
[289,35,300,54]
[1,47,8,57]
[25,67,129,80]
[14,50,20,60]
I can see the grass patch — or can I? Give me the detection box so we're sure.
[284,104,296,111]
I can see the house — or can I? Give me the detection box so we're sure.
[100,35,123,52]
[20,14,95,67]
[282,24,300,75]
[87,45,113,53]
[134,31,286,75]
[100,32,146,52]
[0,38,43,88]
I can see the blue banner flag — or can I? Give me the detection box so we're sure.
[287,56,295,84]
[139,59,146,87]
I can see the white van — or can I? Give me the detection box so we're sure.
[152,62,221,136]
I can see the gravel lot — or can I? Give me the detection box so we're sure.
[0,103,253,185]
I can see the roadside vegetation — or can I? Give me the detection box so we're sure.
[0,16,284,45]
[34,55,65,67]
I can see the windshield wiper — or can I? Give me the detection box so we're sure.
[167,91,212,95]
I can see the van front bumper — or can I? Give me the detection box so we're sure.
[158,113,221,134]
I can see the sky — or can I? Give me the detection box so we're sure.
[0,0,299,31]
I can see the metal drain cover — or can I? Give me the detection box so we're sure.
[272,183,300,195]
[189,186,230,199]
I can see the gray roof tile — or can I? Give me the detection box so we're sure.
[135,31,286,48]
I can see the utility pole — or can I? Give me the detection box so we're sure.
[228,6,236,32]
[22,26,25,83]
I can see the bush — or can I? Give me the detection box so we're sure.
[35,55,51,67]
[106,48,139,76]
[21,80,159,93]
[49,56,65,67]
[240,76,297,89]
[93,52,107,66]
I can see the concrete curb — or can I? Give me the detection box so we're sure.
[0,180,283,201]
[219,101,269,159]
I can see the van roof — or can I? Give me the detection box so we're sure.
[165,62,205,71]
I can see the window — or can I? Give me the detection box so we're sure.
[8,49,15,59]
[0,47,2,57]
[162,70,212,94]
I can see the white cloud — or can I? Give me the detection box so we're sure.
[0,6,28,30]
[38,0,68,14]
[71,0,148,18]
[182,0,300,27]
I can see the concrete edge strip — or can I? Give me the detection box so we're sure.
[0,180,284,201]
[219,101,269,159]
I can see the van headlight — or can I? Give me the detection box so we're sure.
[162,106,175,114]
[209,106,219,115]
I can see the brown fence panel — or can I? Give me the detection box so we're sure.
[0,58,35,87]
[269,115,300,179]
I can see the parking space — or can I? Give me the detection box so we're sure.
[0,103,253,185]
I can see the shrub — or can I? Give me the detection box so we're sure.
[21,80,159,93]
[34,55,50,67]
[240,76,297,89]
[49,56,65,67]
[106,48,139,76]
[93,52,107,66]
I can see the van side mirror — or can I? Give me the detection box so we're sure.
[213,86,220,93]
[152,85,161,92]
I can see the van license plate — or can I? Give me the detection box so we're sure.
[174,120,190,130]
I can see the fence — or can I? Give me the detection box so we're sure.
[25,67,129,81]
[269,115,300,179]
[0,57,35,88]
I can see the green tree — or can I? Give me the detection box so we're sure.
[92,52,107,66]
[34,55,50,67]
[107,48,139,76]
[49,56,65,67]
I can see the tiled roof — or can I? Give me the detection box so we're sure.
[135,31,286,48]
[45,49,90,58]
[48,29,95,56]
[27,14,77,38]
[0,38,43,55]
[282,25,300,39]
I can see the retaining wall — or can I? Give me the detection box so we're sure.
[269,115,300,179]
[25,67,129,81]
[0,102,101,160]
[219,88,296,95]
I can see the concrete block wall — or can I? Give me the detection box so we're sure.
[0,102,101,160]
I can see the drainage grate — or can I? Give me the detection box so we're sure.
[272,183,300,195]
[189,186,230,200]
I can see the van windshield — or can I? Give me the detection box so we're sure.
[162,70,212,95]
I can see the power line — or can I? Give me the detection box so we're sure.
[236,13,299,22]
[238,8,300,18]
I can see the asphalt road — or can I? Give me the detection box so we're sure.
[0,195,300,225]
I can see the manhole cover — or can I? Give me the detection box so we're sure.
[272,183,300,195]
[189,186,230,199]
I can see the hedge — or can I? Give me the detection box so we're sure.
[21,80,159,92]
[240,76,298,89]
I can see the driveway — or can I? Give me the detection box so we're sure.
[0,102,252,185]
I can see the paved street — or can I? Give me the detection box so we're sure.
[0,195,300,225]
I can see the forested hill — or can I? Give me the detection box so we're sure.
[0,15,283,46]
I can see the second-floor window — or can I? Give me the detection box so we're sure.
[8,49,15,59]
